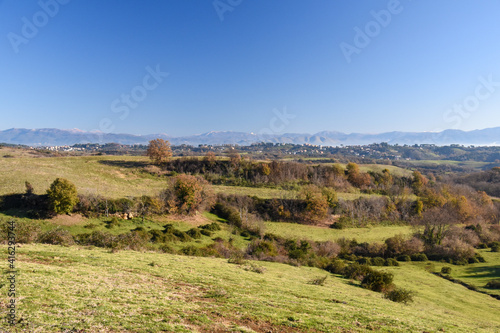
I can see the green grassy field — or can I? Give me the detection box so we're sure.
[0,152,396,202]
[429,249,500,297]
[403,159,492,171]
[1,151,500,332]
[0,153,165,198]
[264,222,414,243]
[212,185,297,199]
[1,244,499,332]
[315,162,413,177]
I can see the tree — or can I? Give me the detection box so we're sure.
[163,174,215,214]
[204,151,216,165]
[227,149,241,168]
[346,162,371,188]
[147,139,172,164]
[414,205,459,246]
[299,185,329,223]
[46,178,78,215]
[411,171,428,195]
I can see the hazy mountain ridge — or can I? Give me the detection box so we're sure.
[1,127,500,146]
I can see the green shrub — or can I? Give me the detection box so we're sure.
[247,240,278,257]
[200,229,212,237]
[181,245,202,256]
[162,223,176,233]
[149,229,167,243]
[441,266,452,274]
[485,280,500,289]
[341,254,358,261]
[361,271,394,292]
[410,253,428,262]
[330,216,352,229]
[468,257,480,264]
[357,257,372,265]
[159,244,176,254]
[384,288,414,304]
[75,230,114,247]
[243,263,266,274]
[173,230,192,242]
[0,219,41,244]
[186,228,202,239]
[309,276,327,286]
[113,198,135,213]
[228,253,246,265]
[113,231,150,251]
[105,217,121,229]
[384,258,400,266]
[397,255,411,262]
[489,241,500,252]
[38,228,75,246]
[343,263,373,281]
[371,257,385,266]
[200,222,221,231]
[474,254,486,263]
[324,260,346,275]
[211,202,242,227]
[46,178,78,215]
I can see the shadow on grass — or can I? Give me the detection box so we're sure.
[463,265,500,280]
[98,160,150,169]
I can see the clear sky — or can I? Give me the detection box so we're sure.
[1,0,500,137]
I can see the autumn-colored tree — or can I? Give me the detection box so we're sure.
[449,195,474,222]
[321,187,338,209]
[381,169,393,187]
[260,163,271,176]
[46,178,78,215]
[227,149,241,168]
[346,162,359,176]
[137,195,164,221]
[346,162,372,188]
[147,139,172,164]
[415,200,424,217]
[299,185,329,223]
[204,151,216,165]
[163,174,215,214]
[411,171,428,195]
[421,188,447,209]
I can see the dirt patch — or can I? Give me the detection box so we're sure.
[50,214,85,226]
[155,212,213,227]
[113,170,127,179]
[200,316,322,333]
[308,215,339,229]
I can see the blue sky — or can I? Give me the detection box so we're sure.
[1,0,500,137]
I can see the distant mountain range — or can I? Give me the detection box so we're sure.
[1,127,500,147]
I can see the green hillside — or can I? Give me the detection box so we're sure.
[2,244,500,333]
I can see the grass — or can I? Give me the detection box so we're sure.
[0,151,403,203]
[403,159,492,171]
[264,222,414,243]
[429,249,500,297]
[1,244,499,332]
[0,211,250,253]
[0,154,165,198]
[212,185,297,199]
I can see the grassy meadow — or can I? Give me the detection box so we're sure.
[1,244,500,332]
[264,222,414,244]
[1,149,499,332]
